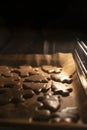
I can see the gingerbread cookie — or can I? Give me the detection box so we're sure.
[41,65,62,73]
[0,76,20,88]
[51,72,72,84]
[24,75,48,83]
[52,81,72,96]
[28,67,41,75]
[0,66,12,77]
[21,97,51,121]
[13,65,44,77]
[37,94,61,112]
[33,67,51,80]
[13,66,32,77]
[23,82,51,94]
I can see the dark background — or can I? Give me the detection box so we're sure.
[0,1,87,54]
[0,1,87,30]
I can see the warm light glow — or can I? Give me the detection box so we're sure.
[80,75,87,94]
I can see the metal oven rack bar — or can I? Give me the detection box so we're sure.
[73,41,87,95]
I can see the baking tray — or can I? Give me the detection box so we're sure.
[0,53,87,130]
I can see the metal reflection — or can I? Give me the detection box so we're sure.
[43,40,56,54]
[74,41,87,95]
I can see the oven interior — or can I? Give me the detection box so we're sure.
[0,2,87,130]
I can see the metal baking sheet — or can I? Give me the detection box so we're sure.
[0,53,87,129]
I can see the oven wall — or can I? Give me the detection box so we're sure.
[0,2,87,54]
